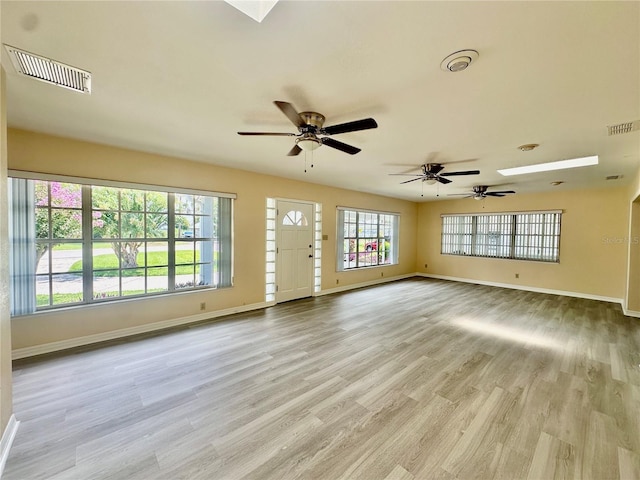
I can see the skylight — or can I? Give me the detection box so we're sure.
[224,0,279,23]
[497,155,598,176]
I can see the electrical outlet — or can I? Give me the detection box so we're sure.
[200,302,206,311]
[381,272,384,277]
[515,273,519,279]
[424,263,428,269]
[336,279,339,285]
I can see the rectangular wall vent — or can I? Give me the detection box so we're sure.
[606,175,623,180]
[607,120,639,136]
[4,44,91,94]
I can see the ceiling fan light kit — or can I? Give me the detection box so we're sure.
[296,135,321,151]
[440,49,479,72]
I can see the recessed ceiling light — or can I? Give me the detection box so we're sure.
[440,50,479,72]
[518,144,539,152]
[497,155,598,176]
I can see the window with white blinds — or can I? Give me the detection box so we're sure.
[441,211,561,262]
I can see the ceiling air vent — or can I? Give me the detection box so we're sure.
[4,45,91,94]
[607,120,639,136]
[606,175,623,181]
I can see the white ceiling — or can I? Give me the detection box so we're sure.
[2,1,639,201]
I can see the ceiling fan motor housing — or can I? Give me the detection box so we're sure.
[299,112,325,129]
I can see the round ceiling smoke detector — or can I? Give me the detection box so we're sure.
[440,49,479,72]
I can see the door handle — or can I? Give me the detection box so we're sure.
[308,254,313,258]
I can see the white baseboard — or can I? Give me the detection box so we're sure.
[0,415,19,478]
[418,273,624,305]
[622,306,640,318]
[316,273,416,296]
[12,301,271,360]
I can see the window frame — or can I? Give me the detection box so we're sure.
[336,207,400,271]
[9,171,236,315]
[441,210,562,263]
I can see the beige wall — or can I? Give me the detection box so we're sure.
[8,129,417,350]
[416,186,630,300]
[0,69,13,433]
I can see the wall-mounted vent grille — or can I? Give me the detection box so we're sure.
[4,45,91,94]
[606,175,623,181]
[607,120,639,136]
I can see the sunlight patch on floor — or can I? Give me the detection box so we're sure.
[452,317,565,351]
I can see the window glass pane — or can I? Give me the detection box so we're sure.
[35,180,49,206]
[93,271,121,300]
[93,212,119,239]
[176,265,195,289]
[92,186,119,210]
[120,190,146,212]
[145,213,168,238]
[175,194,194,214]
[146,192,168,213]
[93,246,120,270]
[121,213,145,238]
[148,267,169,292]
[50,182,82,208]
[175,241,194,264]
[122,269,146,296]
[35,274,50,307]
[52,273,83,305]
[176,215,192,238]
[147,242,168,266]
[50,209,83,239]
[36,209,49,238]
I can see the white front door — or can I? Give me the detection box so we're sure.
[276,200,314,303]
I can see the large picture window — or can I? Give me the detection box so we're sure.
[9,174,234,316]
[441,211,561,262]
[337,208,399,270]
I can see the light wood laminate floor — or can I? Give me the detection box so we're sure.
[5,278,640,479]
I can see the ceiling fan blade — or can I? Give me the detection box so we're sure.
[440,170,481,177]
[447,194,473,197]
[323,118,378,135]
[321,137,361,155]
[400,177,422,184]
[436,176,453,184]
[485,193,506,197]
[286,144,302,156]
[388,173,424,176]
[487,190,516,195]
[274,101,305,128]
[238,132,296,136]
